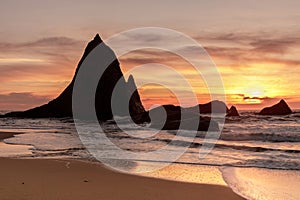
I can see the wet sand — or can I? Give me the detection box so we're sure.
[0,131,22,140]
[0,158,245,200]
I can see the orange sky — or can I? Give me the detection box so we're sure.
[0,0,299,111]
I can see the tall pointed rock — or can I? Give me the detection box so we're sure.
[4,34,102,118]
[4,34,148,122]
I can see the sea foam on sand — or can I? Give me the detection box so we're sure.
[0,142,32,157]
[139,162,227,186]
[221,167,300,200]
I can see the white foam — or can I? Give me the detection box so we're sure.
[4,133,83,151]
[0,142,32,157]
[221,167,300,200]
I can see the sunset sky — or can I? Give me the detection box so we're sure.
[0,0,299,111]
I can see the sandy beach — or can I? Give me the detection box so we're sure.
[0,131,244,200]
[0,158,245,200]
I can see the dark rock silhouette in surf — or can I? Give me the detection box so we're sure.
[259,99,292,115]
[149,105,219,131]
[185,100,229,115]
[227,106,240,117]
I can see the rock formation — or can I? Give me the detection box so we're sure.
[259,99,292,115]
[185,100,229,114]
[3,34,148,122]
[127,75,150,123]
[149,105,219,131]
[227,106,240,117]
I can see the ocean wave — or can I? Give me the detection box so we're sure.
[221,167,300,200]
[1,116,300,171]
[220,133,300,142]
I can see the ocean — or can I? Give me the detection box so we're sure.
[0,111,300,200]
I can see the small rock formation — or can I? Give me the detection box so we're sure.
[149,105,219,131]
[3,34,148,122]
[185,100,229,114]
[259,99,292,115]
[227,106,240,117]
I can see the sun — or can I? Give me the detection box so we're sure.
[243,85,265,98]
[243,85,266,104]
[247,89,264,98]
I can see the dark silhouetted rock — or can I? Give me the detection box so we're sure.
[4,34,103,118]
[185,100,228,115]
[127,75,150,123]
[227,106,240,117]
[149,105,219,131]
[259,99,292,115]
[4,34,148,122]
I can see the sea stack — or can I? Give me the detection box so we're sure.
[149,105,219,131]
[3,34,148,122]
[227,106,240,117]
[259,99,292,115]
[185,100,229,114]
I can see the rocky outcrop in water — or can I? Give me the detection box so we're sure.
[259,99,292,115]
[149,105,219,131]
[185,100,229,114]
[3,34,148,122]
[227,106,240,117]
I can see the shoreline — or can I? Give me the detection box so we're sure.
[0,157,245,200]
[0,131,24,141]
[1,130,299,199]
[0,131,34,157]
[0,132,245,199]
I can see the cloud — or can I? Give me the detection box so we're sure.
[242,96,271,101]
[195,32,300,48]
[0,37,83,50]
[118,31,300,72]
[120,49,172,65]
[231,93,283,104]
[119,49,198,75]
[0,36,85,89]
[249,38,296,54]
[22,37,82,47]
[0,63,74,82]
[192,32,300,66]
[0,92,51,111]
[196,32,252,40]
[122,32,164,43]
[205,45,300,67]
[0,36,85,67]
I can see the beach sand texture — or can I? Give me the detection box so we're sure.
[0,158,245,200]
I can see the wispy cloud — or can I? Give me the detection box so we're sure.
[0,36,85,94]
[0,36,85,65]
[118,32,300,70]
[0,37,83,51]
[0,92,50,111]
